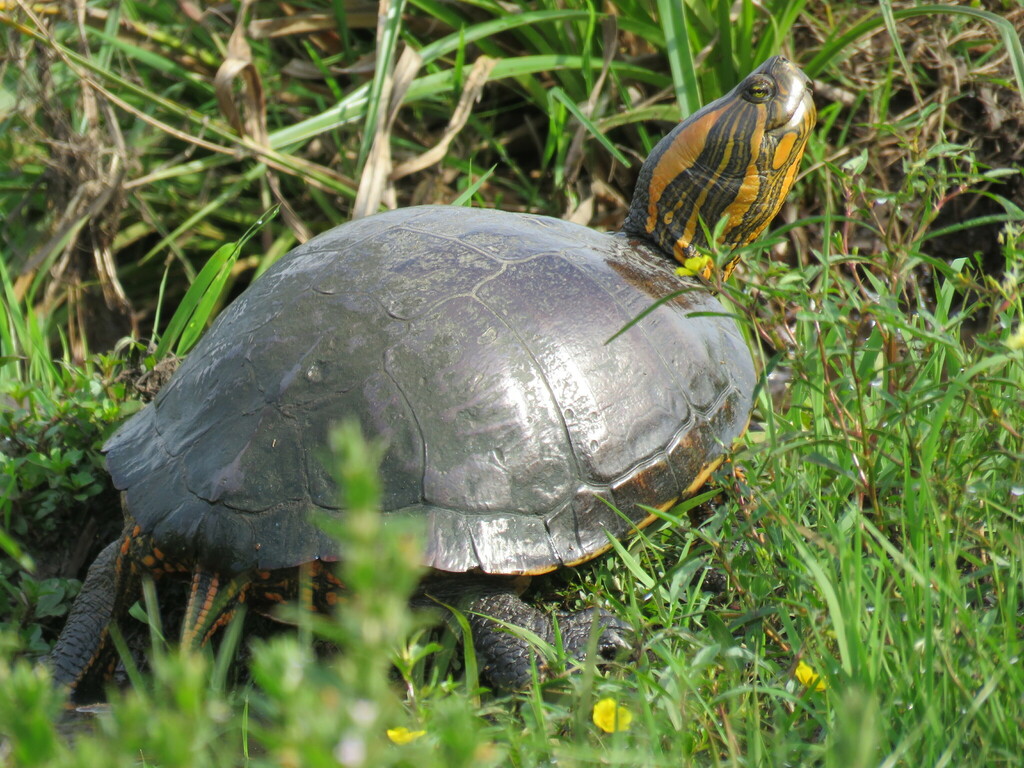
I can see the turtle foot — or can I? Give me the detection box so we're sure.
[555,607,634,664]
[438,584,634,691]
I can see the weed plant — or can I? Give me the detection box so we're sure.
[1,1,1023,766]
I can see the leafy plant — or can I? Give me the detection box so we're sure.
[0,374,125,652]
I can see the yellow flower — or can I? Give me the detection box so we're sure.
[795,661,827,692]
[675,254,714,278]
[592,697,633,733]
[1007,325,1024,351]
[386,727,426,745]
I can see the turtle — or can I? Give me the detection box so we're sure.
[50,55,815,698]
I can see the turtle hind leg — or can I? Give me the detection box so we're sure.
[180,569,251,650]
[422,578,633,690]
[48,529,141,701]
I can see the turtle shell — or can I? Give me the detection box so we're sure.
[105,205,755,576]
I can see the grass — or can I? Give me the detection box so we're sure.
[2,1,1024,766]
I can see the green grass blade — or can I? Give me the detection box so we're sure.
[549,87,630,167]
[450,166,497,206]
[656,0,699,115]
[153,206,278,360]
[358,0,407,170]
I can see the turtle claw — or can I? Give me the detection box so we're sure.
[595,616,635,662]
[556,607,636,665]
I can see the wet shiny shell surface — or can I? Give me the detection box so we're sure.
[105,206,755,576]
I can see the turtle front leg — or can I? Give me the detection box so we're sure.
[422,578,633,690]
[49,530,140,700]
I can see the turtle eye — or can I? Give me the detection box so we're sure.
[743,75,775,104]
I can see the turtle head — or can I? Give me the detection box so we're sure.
[624,55,816,264]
